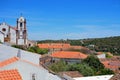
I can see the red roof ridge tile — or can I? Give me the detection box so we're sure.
[0,57,19,68]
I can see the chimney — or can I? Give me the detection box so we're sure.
[17,49,21,58]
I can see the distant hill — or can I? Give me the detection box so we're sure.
[37,36,120,55]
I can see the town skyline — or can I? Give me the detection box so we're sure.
[0,0,120,40]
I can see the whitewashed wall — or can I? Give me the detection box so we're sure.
[10,28,16,44]
[0,23,9,37]
[97,54,106,59]
[0,32,4,43]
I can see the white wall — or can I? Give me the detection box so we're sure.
[18,39,24,45]
[0,23,9,37]
[10,28,16,44]
[97,54,106,59]
[0,32,4,43]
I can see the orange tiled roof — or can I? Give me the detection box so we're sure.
[97,52,103,55]
[9,26,17,30]
[102,61,120,71]
[38,43,71,49]
[0,69,22,80]
[110,72,120,80]
[0,57,19,67]
[51,51,88,59]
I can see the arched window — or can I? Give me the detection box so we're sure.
[20,23,22,27]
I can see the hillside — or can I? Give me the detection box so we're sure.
[37,36,120,55]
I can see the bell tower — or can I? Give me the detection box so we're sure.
[16,16,27,45]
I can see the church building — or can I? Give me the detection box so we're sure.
[0,16,31,46]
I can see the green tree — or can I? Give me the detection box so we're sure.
[49,60,68,73]
[27,46,48,54]
[82,55,104,72]
[68,63,95,76]
[12,45,26,50]
[97,68,114,75]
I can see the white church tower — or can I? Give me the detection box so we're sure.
[16,16,27,45]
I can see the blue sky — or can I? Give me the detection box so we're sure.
[0,0,120,40]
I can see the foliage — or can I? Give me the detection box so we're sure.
[37,36,120,55]
[49,60,94,76]
[82,55,104,72]
[48,60,68,73]
[12,45,48,55]
[27,46,48,54]
[68,63,95,76]
[97,68,114,75]
[37,39,68,44]
[12,45,26,50]
[68,36,120,55]
[48,57,114,76]
[105,53,113,58]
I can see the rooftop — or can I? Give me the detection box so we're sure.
[0,57,19,67]
[101,61,120,72]
[0,44,40,65]
[0,69,22,80]
[110,72,120,80]
[38,43,70,49]
[0,57,61,80]
[51,51,88,59]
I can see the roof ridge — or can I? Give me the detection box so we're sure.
[20,59,43,69]
[0,57,19,68]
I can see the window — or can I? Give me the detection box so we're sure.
[2,28,6,32]
[32,73,36,80]
[20,23,22,27]
[29,44,31,47]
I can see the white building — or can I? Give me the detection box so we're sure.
[0,44,62,80]
[97,53,106,59]
[0,31,4,43]
[73,75,113,80]
[0,16,28,46]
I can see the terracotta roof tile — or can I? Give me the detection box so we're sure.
[38,43,70,49]
[102,61,120,71]
[51,51,87,59]
[9,26,17,30]
[0,57,19,67]
[38,43,85,51]
[0,69,22,80]
[110,72,120,80]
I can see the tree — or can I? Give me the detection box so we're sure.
[27,46,48,54]
[12,45,26,50]
[68,63,95,76]
[97,68,114,75]
[49,60,68,73]
[82,55,104,72]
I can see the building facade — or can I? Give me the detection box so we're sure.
[0,16,28,46]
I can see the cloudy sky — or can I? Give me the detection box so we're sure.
[0,0,120,40]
